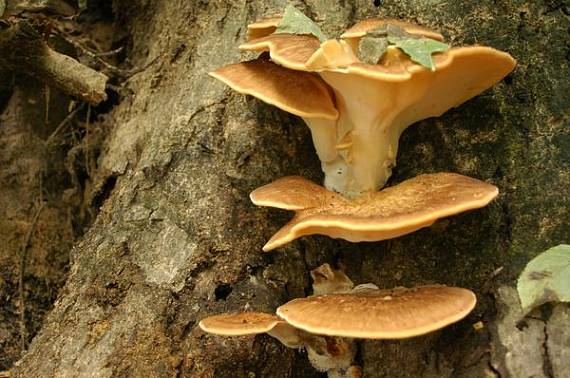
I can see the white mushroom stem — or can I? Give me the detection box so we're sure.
[318,57,430,197]
[266,322,304,348]
[328,366,362,378]
[302,118,339,163]
[303,335,358,378]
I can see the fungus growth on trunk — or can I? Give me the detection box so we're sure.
[212,8,515,197]
[199,264,476,378]
[250,173,498,251]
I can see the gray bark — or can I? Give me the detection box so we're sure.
[5,0,569,377]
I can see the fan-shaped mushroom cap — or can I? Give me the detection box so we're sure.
[341,18,444,53]
[199,312,283,336]
[276,285,476,339]
[210,57,339,162]
[241,33,359,72]
[199,312,302,347]
[250,173,498,251]
[240,34,321,71]
[210,57,337,120]
[247,16,282,41]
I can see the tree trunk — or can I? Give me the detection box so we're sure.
[4,0,569,377]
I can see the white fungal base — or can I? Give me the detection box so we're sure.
[304,336,357,377]
[316,68,418,198]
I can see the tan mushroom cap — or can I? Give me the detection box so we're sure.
[340,46,515,84]
[240,34,321,71]
[209,56,338,120]
[276,285,476,339]
[247,16,282,41]
[199,312,283,336]
[341,18,444,41]
[250,173,498,251]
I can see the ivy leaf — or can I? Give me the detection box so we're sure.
[358,37,388,65]
[387,36,449,70]
[274,4,328,42]
[517,244,570,314]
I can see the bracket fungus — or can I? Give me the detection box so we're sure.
[250,172,498,251]
[199,264,476,377]
[211,9,516,197]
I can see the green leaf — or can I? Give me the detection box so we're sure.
[0,0,6,18]
[387,36,449,70]
[517,244,570,314]
[274,4,327,42]
[358,36,388,65]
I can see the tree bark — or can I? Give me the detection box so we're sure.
[7,0,569,377]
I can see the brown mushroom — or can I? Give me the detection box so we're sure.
[276,285,477,339]
[250,172,498,251]
[198,312,303,348]
[239,31,516,196]
[199,264,477,377]
[210,56,339,162]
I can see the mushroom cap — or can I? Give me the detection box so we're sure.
[339,46,515,83]
[341,18,444,41]
[240,34,321,70]
[247,16,282,41]
[276,285,476,339]
[210,56,338,120]
[198,312,284,336]
[250,173,498,251]
[311,263,355,295]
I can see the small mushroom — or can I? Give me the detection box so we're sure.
[198,312,303,348]
[199,264,476,377]
[311,263,355,295]
[251,172,498,251]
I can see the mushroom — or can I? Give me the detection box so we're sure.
[311,262,354,296]
[250,172,498,251]
[276,285,476,339]
[239,31,515,196]
[199,264,477,377]
[211,15,516,197]
[209,55,339,163]
[198,312,303,348]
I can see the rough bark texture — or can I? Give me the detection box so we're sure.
[3,0,568,377]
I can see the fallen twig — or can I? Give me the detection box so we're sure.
[0,20,108,105]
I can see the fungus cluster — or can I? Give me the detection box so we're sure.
[201,7,515,376]
[212,7,515,250]
[200,264,476,377]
